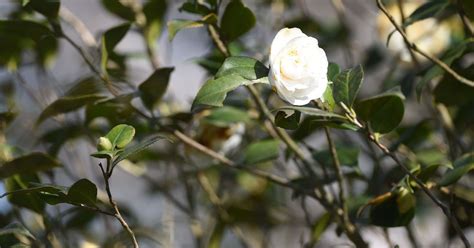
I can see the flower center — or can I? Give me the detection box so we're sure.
[280,49,308,80]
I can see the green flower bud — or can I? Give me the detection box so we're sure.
[97,137,113,151]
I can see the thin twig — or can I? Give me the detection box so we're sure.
[376,0,474,87]
[99,162,140,248]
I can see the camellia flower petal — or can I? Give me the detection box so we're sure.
[268,28,328,106]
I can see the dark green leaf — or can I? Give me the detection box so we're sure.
[215,56,269,80]
[105,124,136,149]
[101,0,135,21]
[167,14,217,41]
[143,0,167,49]
[438,153,474,186]
[313,146,359,168]
[369,189,415,227]
[276,106,347,120]
[434,64,474,106]
[179,2,211,15]
[275,110,301,130]
[25,0,61,19]
[0,153,61,179]
[355,87,405,134]
[113,135,168,166]
[416,40,470,100]
[67,179,97,206]
[203,106,250,127]
[192,74,250,108]
[327,63,340,82]
[220,0,256,41]
[403,0,449,27]
[139,67,174,110]
[4,174,45,213]
[37,95,106,125]
[243,139,280,164]
[103,23,131,53]
[332,65,364,108]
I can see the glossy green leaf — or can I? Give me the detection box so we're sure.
[215,56,269,80]
[139,67,174,110]
[403,0,449,27]
[105,124,136,149]
[25,0,61,19]
[0,153,61,179]
[243,139,280,164]
[438,153,474,186]
[113,135,168,166]
[192,74,250,108]
[416,40,470,100]
[332,65,364,108]
[355,87,405,134]
[101,0,135,21]
[37,95,106,125]
[220,0,256,41]
[275,110,301,130]
[203,106,250,127]
[179,2,211,15]
[67,179,97,206]
[167,14,217,41]
[276,106,347,120]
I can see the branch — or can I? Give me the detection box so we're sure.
[376,0,474,87]
[366,133,470,248]
[99,162,139,248]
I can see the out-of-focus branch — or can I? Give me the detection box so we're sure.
[376,0,474,87]
[59,6,97,48]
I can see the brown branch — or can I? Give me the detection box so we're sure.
[376,0,474,87]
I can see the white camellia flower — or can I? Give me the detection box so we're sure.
[268,28,329,106]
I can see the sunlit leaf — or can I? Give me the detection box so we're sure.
[105,124,136,149]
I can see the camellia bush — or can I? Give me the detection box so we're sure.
[0,0,473,247]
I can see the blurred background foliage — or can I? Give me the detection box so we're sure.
[0,0,473,247]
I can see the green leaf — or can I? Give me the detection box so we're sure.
[4,174,45,213]
[179,2,211,15]
[332,65,364,108]
[101,0,136,21]
[67,179,97,206]
[416,40,470,100]
[101,23,131,73]
[322,84,336,111]
[275,106,347,120]
[103,23,131,53]
[243,139,280,164]
[192,74,250,108]
[438,153,474,186]
[275,110,301,130]
[143,0,167,49]
[220,0,256,41]
[463,0,474,21]
[310,213,332,244]
[105,124,136,149]
[138,67,174,110]
[203,106,250,127]
[113,135,168,166]
[313,146,359,168]
[167,14,217,41]
[25,0,61,19]
[433,64,474,106]
[355,87,405,134]
[0,153,61,179]
[403,0,449,27]
[327,63,340,82]
[369,189,415,227]
[215,56,269,80]
[37,95,106,125]
[91,150,114,160]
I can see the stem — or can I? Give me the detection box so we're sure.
[376,0,474,88]
[99,162,139,248]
